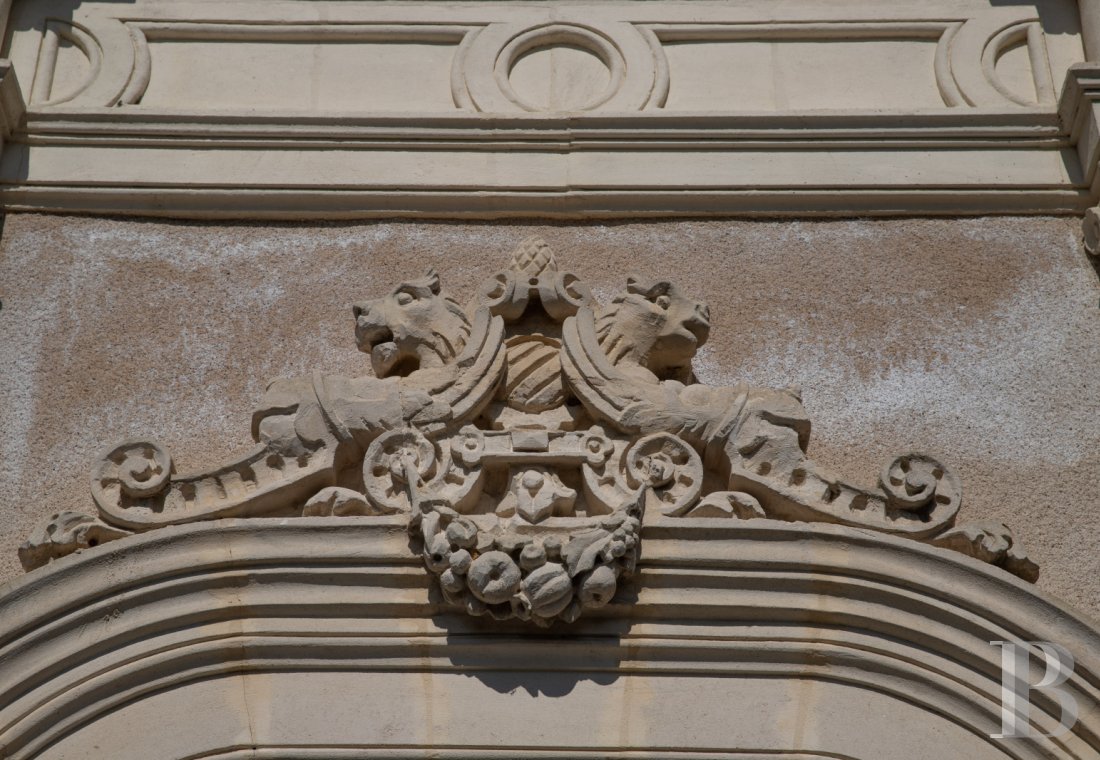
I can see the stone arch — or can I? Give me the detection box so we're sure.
[1,518,1097,759]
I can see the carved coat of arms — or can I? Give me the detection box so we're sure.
[21,239,1037,626]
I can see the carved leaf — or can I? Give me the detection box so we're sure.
[19,511,131,571]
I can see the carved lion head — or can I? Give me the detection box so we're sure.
[595,276,711,382]
[352,270,471,377]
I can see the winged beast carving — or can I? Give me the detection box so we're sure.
[21,238,1038,625]
[23,271,506,552]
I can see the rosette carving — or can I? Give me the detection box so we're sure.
[623,433,704,516]
[880,454,961,516]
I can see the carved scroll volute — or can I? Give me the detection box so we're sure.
[562,295,974,543]
[89,368,346,532]
[879,454,962,518]
[478,270,524,321]
[92,437,340,531]
[362,428,484,515]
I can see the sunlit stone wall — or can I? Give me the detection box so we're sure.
[0,214,1097,615]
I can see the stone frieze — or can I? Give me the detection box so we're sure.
[20,238,1038,625]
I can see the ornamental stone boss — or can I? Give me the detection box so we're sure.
[20,238,1037,625]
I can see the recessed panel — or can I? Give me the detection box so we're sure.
[140,39,460,112]
[663,39,943,111]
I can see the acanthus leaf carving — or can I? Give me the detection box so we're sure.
[22,237,1039,626]
[18,511,132,572]
[930,520,1039,582]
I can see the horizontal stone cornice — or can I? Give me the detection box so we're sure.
[0,0,1093,217]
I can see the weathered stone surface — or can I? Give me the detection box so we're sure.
[6,234,1059,630]
[0,215,1097,614]
[17,510,130,571]
[302,486,373,517]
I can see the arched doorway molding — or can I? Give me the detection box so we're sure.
[1,518,1097,759]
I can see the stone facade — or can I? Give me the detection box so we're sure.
[2,0,1100,756]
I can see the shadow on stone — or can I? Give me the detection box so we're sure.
[428,578,635,697]
[1087,251,1100,287]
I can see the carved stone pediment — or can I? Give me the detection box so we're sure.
[20,237,1037,625]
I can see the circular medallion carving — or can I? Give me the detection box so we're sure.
[363,430,438,513]
[456,20,664,113]
[623,433,704,516]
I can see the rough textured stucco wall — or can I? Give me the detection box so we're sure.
[0,214,1097,617]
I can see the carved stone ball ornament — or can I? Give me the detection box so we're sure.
[20,237,1039,625]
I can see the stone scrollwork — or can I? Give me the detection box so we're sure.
[20,237,1039,624]
[560,304,964,540]
[388,417,644,624]
[17,511,131,571]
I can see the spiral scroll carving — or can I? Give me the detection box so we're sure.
[363,430,439,514]
[92,441,173,501]
[623,433,704,517]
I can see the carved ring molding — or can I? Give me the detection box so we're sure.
[456,20,664,113]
